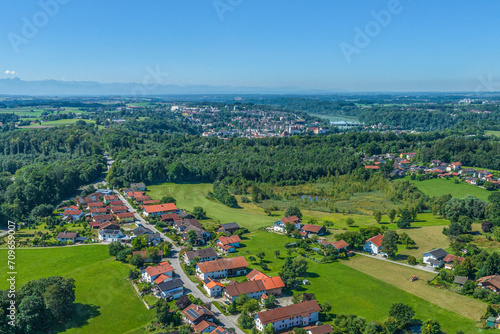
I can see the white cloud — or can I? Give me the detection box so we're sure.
[5,70,16,75]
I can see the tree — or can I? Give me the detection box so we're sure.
[108,241,125,256]
[321,301,332,313]
[284,223,295,235]
[248,255,257,263]
[381,230,398,258]
[407,255,417,265]
[374,211,382,224]
[396,209,412,229]
[274,250,280,258]
[364,321,384,334]
[16,293,49,333]
[264,323,274,334]
[256,252,265,260]
[237,312,254,329]
[193,206,206,220]
[43,278,76,322]
[129,253,145,267]
[264,294,276,309]
[293,328,307,334]
[116,248,133,262]
[455,257,475,279]
[157,298,175,325]
[292,293,302,304]
[421,320,443,334]
[346,217,355,227]
[388,209,397,223]
[333,314,366,334]
[176,295,191,310]
[160,195,176,204]
[388,303,415,329]
[482,220,494,233]
[285,206,302,219]
[131,234,148,250]
[188,229,197,245]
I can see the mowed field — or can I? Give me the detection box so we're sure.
[234,230,484,333]
[399,177,495,201]
[486,130,500,137]
[0,245,154,334]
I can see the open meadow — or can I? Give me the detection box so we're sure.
[0,246,154,334]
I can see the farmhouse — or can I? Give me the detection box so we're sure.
[90,208,108,215]
[143,203,178,216]
[93,214,114,223]
[216,235,241,254]
[254,300,321,332]
[156,278,184,300]
[142,261,175,283]
[196,256,248,280]
[218,222,240,234]
[274,216,302,233]
[304,324,334,334]
[477,275,500,293]
[111,206,128,214]
[194,321,217,334]
[223,275,285,302]
[63,209,84,220]
[88,202,105,209]
[183,248,218,265]
[182,304,215,326]
[300,224,326,237]
[57,232,78,243]
[115,212,135,223]
[363,234,383,254]
[443,254,465,270]
[423,248,448,268]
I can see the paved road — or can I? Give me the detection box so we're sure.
[355,252,437,273]
[115,191,244,334]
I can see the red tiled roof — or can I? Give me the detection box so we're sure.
[88,202,104,208]
[443,254,464,263]
[364,165,379,170]
[90,208,107,214]
[182,304,214,322]
[260,276,285,290]
[116,212,135,219]
[153,274,171,284]
[367,234,383,247]
[93,214,114,222]
[64,209,83,215]
[332,240,349,250]
[304,325,333,334]
[247,269,269,281]
[161,213,180,221]
[217,235,241,246]
[301,224,323,233]
[204,277,224,289]
[256,300,321,325]
[143,203,178,214]
[194,320,216,333]
[197,257,248,273]
[281,216,301,224]
[145,262,174,277]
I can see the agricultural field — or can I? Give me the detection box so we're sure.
[399,176,495,201]
[33,119,96,126]
[486,130,500,137]
[0,246,154,334]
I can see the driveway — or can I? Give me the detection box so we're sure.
[355,252,437,273]
[114,191,245,334]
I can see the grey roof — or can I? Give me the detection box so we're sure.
[220,222,240,230]
[132,226,153,236]
[157,278,184,292]
[454,276,469,285]
[426,248,448,260]
[427,258,443,266]
[178,211,194,219]
[185,248,218,260]
[130,182,146,188]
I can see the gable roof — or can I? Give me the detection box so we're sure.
[331,240,349,250]
[194,320,217,333]
[256,300,321,325]
[99,222,120,230]
[210,326,231,334]
[425,248,448,260]
[203,278,224,289]
[260,276,285,290]
[197,257,248,273]
[477,275,500,290]
[225,280,266,297]
[246,269,269,281]
[366,234,383,247]
[64,209,83,216]
[301,224,324,233]
[143,203,178,214]
[185,248,218,261]
[281,216,301,224]
[157,278,183,292]
[57,232,78,239]
[305,325,333,334]
[145,262,174,277]
[443,254,464,264]
[161,213,181,221]
[453,276,469,285]
[154,274,171,284]
[116,212,135,219]
[220,222,240,230]
[182,304,214,322]
[217,235,241,246]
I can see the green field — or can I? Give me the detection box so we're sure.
[35,119,96,126]
[232,230,484,333]
[307,113,359,123]
[486,130,500,137]
[399,176,495,201]
[0,246,154,333]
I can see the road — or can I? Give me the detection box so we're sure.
[355,252,437,273]
[115,191,245,334]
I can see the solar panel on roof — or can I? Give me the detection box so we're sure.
[187,308,200,319]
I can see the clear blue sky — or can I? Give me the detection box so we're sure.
[1,0,499,91]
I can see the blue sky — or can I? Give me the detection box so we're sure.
[0,0,499,91]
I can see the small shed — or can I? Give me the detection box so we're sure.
[453,276,469,286]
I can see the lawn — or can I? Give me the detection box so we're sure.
[0,245,154,333]
[486,130,500,137]
[399,176,495,201]
[234,230,483,333]
[147,183,276,231]
[34,119,96,126]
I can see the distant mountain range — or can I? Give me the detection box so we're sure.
[0,78,338,96]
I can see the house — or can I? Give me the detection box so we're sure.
[453,276,469,286]
[218,222,240,234]
[216,235,241,253]
[63,209,84,220]
[98,229,129,243]
[254,300,321,332]
[143,203,178,217]
[90,208,108,215]
[478,170,493,178]
[300,224,326,237]
[99,222,120,230]
[182,227,212,246]
[223,275,285,302]
[304,325,333,334]
[103,194,119,203]
[184,248,218,265]
[57,232,78,243]
[477,275,500,293]
[363,234,383,254]
[443,254,465,270]
[156,278,184,300]
[274,216,302,233]
[173,218,204,232]
[194,321,217,334]
[115,212,135,223]
[203,277,225,297]
[134,195,151,203]
[147,233,162,245]
[154,274,172,284]
[400,152,416,160]
[459,168,476,177]
[93,214,114,223]
[321,240,349,252]
[364,165,379,170]
[142,262,175,283]
[486,316,500,329]
[210,327,231,334]
[450,162,462,171]
[128,191,144,199]
[130,182,146,191]
[131,226,154,238]
[109,200,123,206]
[423,248,448,268]
[182,304,215,326]
[196,256,248,280]
[87,202,105,209]
[161,213,181,223]
[111,206,128,214]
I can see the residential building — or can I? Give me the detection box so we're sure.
[304,325,333,334]
[63,209,84,220]
[363,235,383,254]
[182,304,215,326]
[274,216,302,233]
[300,224,326,237]
[184,248,218,265]
[203,278,225,297]
[194,321,217,334]
[218,222,240,234]
[254,300,321,332]
[196,256,248,280]
[142,262,175,283]
[216,235,241,253]
[98,229,129,243]
[223,275,285,302]
[423,248,448,268]
[477,275,500,293]
[143,203,178,216]
[57,232,78,243]
[156,278,184,300]
[443,254,465,270]
[130,182,146,191]
[115,212,135,223]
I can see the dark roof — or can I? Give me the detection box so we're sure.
[427,258,442,266]
[185,248,218,260]
[426,248,448,260]
[453,276,469,285]
[220,222,240,230]
[57,232,78,239]
[130,182,146,188]
[178,211,194,219]
[132,226,153,236]
[157,278,184,292]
